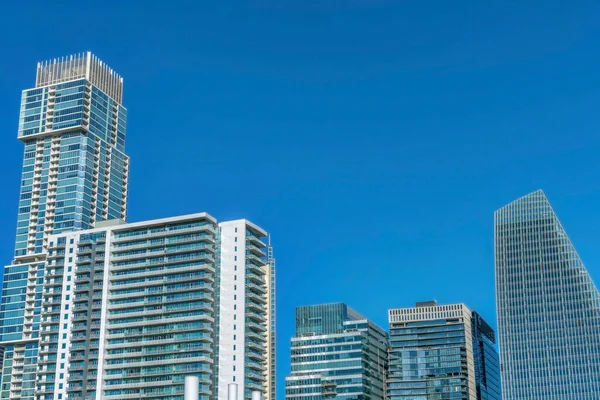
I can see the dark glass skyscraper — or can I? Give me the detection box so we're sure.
[471,312,501,400]
[285,303,388,400]
[387,301,501,400]
[495,190,600,399]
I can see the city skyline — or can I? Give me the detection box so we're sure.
[0,52,277,400]
[3,2,600,399]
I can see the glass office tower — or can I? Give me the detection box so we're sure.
[387,301,501,400]
[495,190,600,399]
[471,312,501,400]
[285,303,388,400]
[0,52,129,400]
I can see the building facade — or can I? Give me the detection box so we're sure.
[285,303,388,400]
[495,190,600,399]
[387,301,501,400]
[216,220,275,400]
[0,52,129,400]
[471,312,501,400]
[19,213,274,400]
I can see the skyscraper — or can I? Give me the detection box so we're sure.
[285,303,388,400]
[387,301,501,400]
[216,220,275,400]
[471,312,501,400]
[10,213,274,400]
[495,190,600,399]
[0,52,129,400]
[16,52,128,258]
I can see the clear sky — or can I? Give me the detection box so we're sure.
[2,1,600,398]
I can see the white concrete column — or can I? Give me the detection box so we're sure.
[228,383,238,400]
[184,376,199,400]
[251,391,262,400]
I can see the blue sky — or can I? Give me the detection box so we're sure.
[2,0,600,397]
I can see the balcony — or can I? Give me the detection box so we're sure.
[246,263,265,277]
[246,233,265,248]
[112,225,216,243]
[246,253,265,266]
[247,282,266,294]
[247,292,266,305]
[247,330,266,343]
[247,244,266,257]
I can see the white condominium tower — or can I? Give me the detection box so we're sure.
[31,213,274,400]
[217,220,276,400]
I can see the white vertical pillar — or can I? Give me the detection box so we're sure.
[228,383,238,400]
[251,391,262,400]
[184,376,199,400]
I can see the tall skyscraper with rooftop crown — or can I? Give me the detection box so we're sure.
[0,52,129,400]
[15,52,128,258]
[495,190,600,399]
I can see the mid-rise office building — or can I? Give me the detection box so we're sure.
[495,190,600,399]
[285,303,388,400]
[387,301,501,400]
[30,213,274,400]
[0,52,129,400]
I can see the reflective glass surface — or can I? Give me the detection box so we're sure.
[495,190,600,399]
